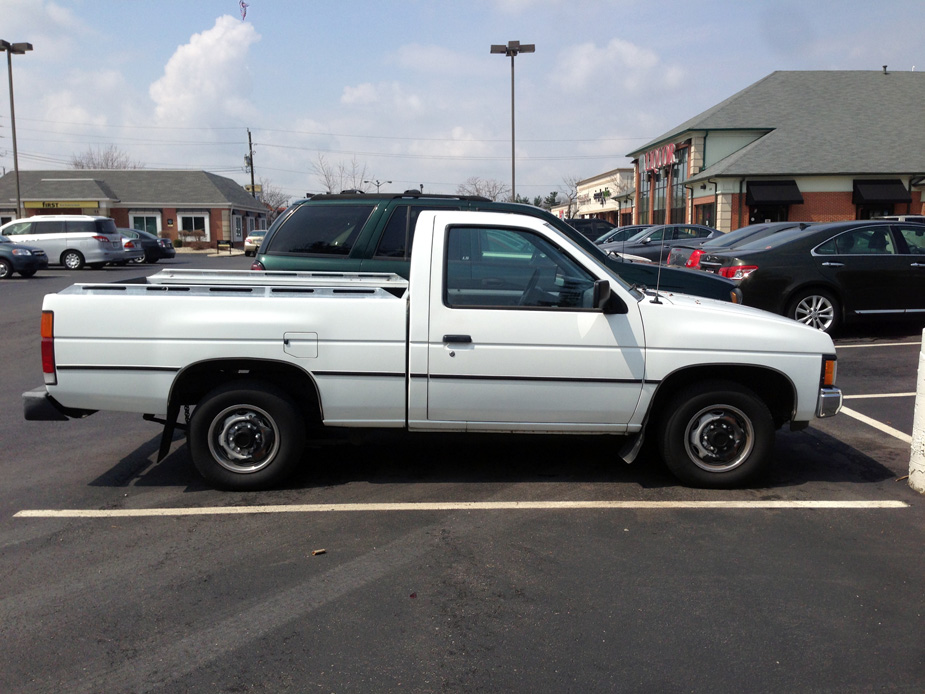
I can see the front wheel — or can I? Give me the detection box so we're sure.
[189,380,306,490]
[0,259,12,279]
[62,250,85,270]
[657,381,774,488]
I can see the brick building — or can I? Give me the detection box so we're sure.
[0,169,268,245]
[619,70,924,231]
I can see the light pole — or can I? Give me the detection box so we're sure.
[490,40,534,202]
[1,40,32,220]
[364,179,391,193]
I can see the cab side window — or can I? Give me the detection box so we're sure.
[816,228,896,255]
[445,226,596,310]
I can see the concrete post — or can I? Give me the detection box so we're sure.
[910,329,925,493]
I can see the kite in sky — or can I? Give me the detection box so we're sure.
[239,1,249,20]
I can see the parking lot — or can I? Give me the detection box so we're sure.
[1,255,923,693]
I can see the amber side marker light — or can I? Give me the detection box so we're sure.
[41,310,56,385]
[822,357,837,387]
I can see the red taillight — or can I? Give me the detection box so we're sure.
[92,235,109,243]
[250,260,265,271]
[124,241,136,249]
[41,310,56,385]
[686,249,704,269]
[718,265,758,280]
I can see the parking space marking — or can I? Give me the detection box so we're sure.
[13,500,909,518]
[839,406,913,444]
[843,393,916,399]
[836,341,921,349]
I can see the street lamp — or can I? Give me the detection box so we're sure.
[1,40,32,220]
[490,40,534,202]
[364,179,391,193]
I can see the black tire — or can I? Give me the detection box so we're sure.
[0,259,12,279]
[657,380,774,488]
[189,380,306,490]
[62,250,85,270]
[786,288,840,333]
[19,268,36,278]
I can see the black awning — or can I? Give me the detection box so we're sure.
[852,179,912,204]
[746,180,804,206]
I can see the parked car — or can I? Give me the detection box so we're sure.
[117,233,146,265]
[0,234,48,279]
[0,215,124,270]
[253,193,742,303]
[595,224,652,245]
[697,220,925,333]
[874,214,925,222]
[599,224,723,263]
[244,229,268,256]
[118,228,176,264]
[564,218,616,241]
[668,222,814,269]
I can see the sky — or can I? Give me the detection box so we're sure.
[1,0,922,204]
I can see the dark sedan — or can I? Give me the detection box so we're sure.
[600,223,722,263]
[667,221,813,269]
[118,228,176,264]
[698,220,925,333]
[594,224,652,245]
[0,234,48,279]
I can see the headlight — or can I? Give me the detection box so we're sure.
[11,248,32,256]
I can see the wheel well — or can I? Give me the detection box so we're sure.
[170,359,322,424]
[649,365,795,429]
[785,283,843,316]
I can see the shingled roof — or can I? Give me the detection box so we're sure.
[0,169,266,211]
[629,70,925,180]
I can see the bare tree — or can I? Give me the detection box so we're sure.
[312,153,372,193]
[558,174,581,217]
[70,145,143,170]
[256,177,290,222]
[456,176,510,201]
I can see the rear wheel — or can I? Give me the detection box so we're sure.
[189,380,306,490]
[0,259,12,279]
[786,289,840,333]
[62,250,85,270]
[657,380,774,488]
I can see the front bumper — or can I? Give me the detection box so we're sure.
[23,387,96,421]
[816,386,843,418]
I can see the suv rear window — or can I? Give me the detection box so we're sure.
[265,204,376,256]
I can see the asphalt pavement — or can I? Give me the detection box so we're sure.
[1,256,923,693]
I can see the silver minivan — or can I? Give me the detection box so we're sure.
[0,215,125,269]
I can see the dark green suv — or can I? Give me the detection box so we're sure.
[252,192,740,302]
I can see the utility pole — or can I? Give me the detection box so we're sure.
[246,128,256,198]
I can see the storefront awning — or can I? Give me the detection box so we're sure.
[852,179,911,204]
[746,180,804,206]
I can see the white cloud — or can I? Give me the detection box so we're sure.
[552,38,680,94]
[149,15,261,127]
[341,82,423,113]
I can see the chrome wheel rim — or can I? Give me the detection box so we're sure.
[684,404,754,473]
[0,262,10,279]
[63,253,82,270]
[793,295,835,331]
[207,405,279,474]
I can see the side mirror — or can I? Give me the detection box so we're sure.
[593,279,628,314]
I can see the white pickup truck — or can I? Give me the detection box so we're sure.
[24,211,842,490]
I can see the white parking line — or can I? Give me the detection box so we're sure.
[843,393,916,399]
[839,406,913,444]
[837,341,921,349]
[12,500,909,518]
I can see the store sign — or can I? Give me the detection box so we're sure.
[25,201,96,209]
[644,143,676,172]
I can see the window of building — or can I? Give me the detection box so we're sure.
[670,149,688,223]
[695,203,715,227]
[652,172,667,225]
[637,174,650,224]
[180,213,210,242]
[130,213,160,235]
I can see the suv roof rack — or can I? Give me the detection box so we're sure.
[300,192,492,202]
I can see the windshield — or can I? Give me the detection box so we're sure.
[0,235,10,244]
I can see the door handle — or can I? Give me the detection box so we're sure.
[443,334,471,343]
[821,262,844,267]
